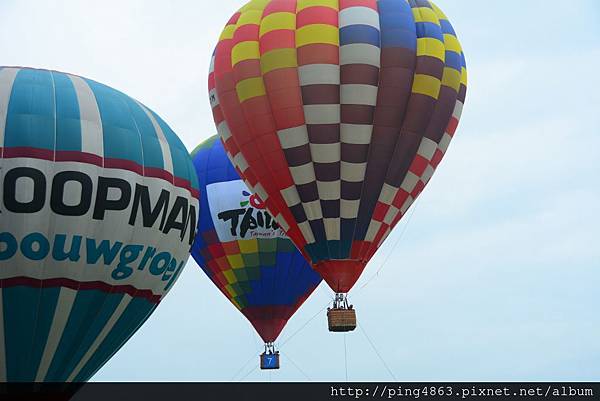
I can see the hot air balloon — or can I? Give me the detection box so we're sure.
[0,67,199,381]
[190,135,321,369]
[209,0,467,331]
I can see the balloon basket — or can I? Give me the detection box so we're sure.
[327,293,356,332]
[260,352,280,370]
[327,307,357,332]
[260,342,280,370]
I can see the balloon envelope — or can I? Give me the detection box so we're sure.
[190,135,321,342]
[0,67,199,382]
[209,0,467,293]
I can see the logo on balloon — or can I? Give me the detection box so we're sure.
[240,190,266,210]
[0,159,198,291]
[206,180,285,242]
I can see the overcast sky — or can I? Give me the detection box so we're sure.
[1,0,599,381]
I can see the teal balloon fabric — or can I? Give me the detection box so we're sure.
[0,67,199,382]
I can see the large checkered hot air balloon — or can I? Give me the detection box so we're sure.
[0,67,199,381]
[209,0,467,331]
[190,135,321,369]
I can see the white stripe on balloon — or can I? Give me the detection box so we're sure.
[66,294,133,382]
[34,287,77,381]
[136,101,174,177]
[68,74,104,159]
[0,67,19,154]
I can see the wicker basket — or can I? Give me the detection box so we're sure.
[327,308,357,332]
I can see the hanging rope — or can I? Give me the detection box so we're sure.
[281,351,312,381]
[238,364,259,382]
[358,323,397,381]
[280,300,331,347]
[343,333,348,382]
[357,198,421,293]
[230,345,264,381]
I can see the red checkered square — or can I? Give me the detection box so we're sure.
[430,149,444,168]
[446,117,459,136]
[392,189,410,209]
[215,272,229,287]
[208,243,225,258]
[372,201,391,222]
[411,180,425,198]
[222,241,240,255]
[206,259,220,274]
[409,154,429,176]
[215,256,231,271]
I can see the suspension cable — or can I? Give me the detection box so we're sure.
[357,198,421,292]
[280,300,331,347]
[238,364,259,382]
[230,346,263,381]
[344,333,348,382]
[281,351,312,381]
[358,323,397,381]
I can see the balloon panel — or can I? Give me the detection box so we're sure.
[209,0,467,292]
[0,67,199,381]
[190,136,321,342]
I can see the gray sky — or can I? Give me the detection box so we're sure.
[2,0,599,381]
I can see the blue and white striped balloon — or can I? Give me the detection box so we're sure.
[0,67,199,382]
